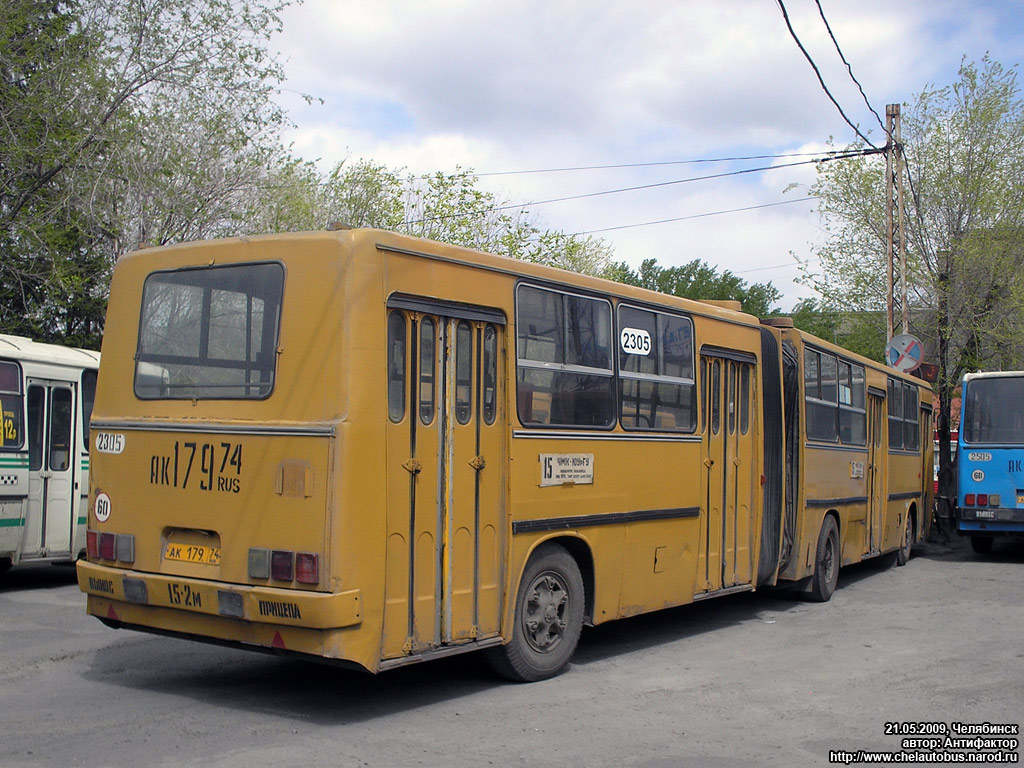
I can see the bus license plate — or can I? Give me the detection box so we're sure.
[164,543,221,565]
[1017,494,1024,505]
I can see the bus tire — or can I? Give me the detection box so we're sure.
[486,542,584,683]
[808,515,839,603]
[896,512,914,566]
[970,536,993,554]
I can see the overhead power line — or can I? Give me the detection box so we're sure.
[474,151,829,177]
[813,0,886,135]
[404,148,880,227]
[573,196,814,235]
[775,0,880,149]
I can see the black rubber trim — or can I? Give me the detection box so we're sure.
[513,507,700,534]
[805,496,869,508]
[888,491,922,501]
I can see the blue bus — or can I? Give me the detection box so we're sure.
[956,371,1024,552]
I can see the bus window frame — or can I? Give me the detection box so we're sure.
[887,377,921,453]
[616,303,697,434]
[134,260,285,401]
[514,282,615,430]
[803,345,866,447]
[0,358,25,451]
[81,368,97,450]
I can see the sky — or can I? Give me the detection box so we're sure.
[270,0,1024,310]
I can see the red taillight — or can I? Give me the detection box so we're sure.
[98,532,116,560]
[271,550,293,581]
[964,494,976,506]
[87,530,99,559]
[295,553,319,585]
[977,493,989,506]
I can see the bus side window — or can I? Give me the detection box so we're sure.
[0,360,24,449]
[48,389,72,472]
[903,383,920,451]
[888,378,904,450]
[711,360,721,435]
[455,321,472,425]
[739,364,750,435]
[27,386,44,471]
[482,325,497,425]
[387,312,406,423]
[82,369,97,449]
[419,318,435,425]
[515,285,614,428]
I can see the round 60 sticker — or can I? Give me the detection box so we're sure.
[94,492,112,523]
[972,469,985,483]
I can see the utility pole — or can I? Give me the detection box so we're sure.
[885,103,907,339]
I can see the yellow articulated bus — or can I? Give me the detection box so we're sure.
[77,229,931,680]
[1,334,99,573]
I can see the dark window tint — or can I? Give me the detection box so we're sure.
[419,318,435,425]
[963,376,1024,444]
[81,370,97,449]
[740,365,750,435]
[805,348,838,442]
[806,348,865,446]
[903,384,920,451]
[482,325,497,425]
[48,389,72,472]
[0,361,23,449]
[711,360,721,435]
[387,312,406,423]
[888,378,921,452]
[455,321,473,425]
[27,386,44,471]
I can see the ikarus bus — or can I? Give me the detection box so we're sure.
[1,334,99,573]
[77,229,932,680]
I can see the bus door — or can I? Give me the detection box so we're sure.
[865,390,886,554]
[23,379,76,558]
[698,352,756,593]
[383,302,505,658]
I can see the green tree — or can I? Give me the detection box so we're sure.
[0,0,294,348]
[307,161,615,276]
[804,56,1024,499]
[609,257,782,316]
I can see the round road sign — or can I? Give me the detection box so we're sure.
[885,333,924,373]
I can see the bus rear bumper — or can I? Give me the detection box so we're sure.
[956,507,1024,536]
[77,559,362,630]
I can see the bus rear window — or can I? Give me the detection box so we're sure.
[135,263,284,399]
[963,376,1024,444]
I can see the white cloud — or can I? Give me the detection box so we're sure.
[271,0,1024,309]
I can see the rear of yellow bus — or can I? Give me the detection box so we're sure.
[77,231,386,671]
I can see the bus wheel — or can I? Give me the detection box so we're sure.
[970,536,993,554]
[486,543,584,682]
[896,512,914,566]
[809,516,839,602]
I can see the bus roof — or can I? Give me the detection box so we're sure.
[784,326,933,391]
[119,228,767,331]
[0,334,100,368]
[963,370,1024,383]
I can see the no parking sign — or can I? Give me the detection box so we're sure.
[885,334,923,373]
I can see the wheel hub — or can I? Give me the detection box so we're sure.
[523,573,569,653]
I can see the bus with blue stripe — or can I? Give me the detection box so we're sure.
[956,371,1024,553]
[0,335,99,573]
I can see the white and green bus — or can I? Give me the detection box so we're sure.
[0,334,99,573]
